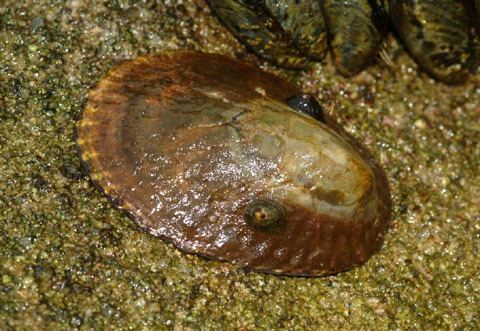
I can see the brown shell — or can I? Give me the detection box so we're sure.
[76,51,391,276]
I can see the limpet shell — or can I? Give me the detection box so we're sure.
[76,51,391,276]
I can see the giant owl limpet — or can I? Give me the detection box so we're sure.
[76,51,391,276]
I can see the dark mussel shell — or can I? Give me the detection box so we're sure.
[76,51,391,276]
[322,0,387,76]
[207,0,387,75]
[209,0,479,84]
[207,0,328,68]
[389,0,478,84]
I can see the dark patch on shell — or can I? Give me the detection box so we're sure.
[286,94,326,123]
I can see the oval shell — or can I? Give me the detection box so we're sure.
[76,51,391,276]
[322,0,387,76]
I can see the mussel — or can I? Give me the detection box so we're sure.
[390,0,478,83]
[207,0,479,84]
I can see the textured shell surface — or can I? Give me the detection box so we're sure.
[390,0,479,83]
[321,0,387,76]
[208,0,479,84]
[206,0,327,68]
[76,51,391,276]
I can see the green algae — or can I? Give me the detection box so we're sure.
[0,0,479,329]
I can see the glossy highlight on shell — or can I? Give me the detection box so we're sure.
[76,51,391,276]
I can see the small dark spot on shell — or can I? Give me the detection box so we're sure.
[244,198,287,231]
[286,94,325,122]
